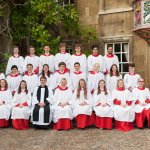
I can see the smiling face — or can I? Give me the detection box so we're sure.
[61,79,67,87]
[107,47,113,54]
[92,47,99,55]
[43,65,49,73]
[60,46,66,53]
[129,66,135,74]
[20,81,26,90]
[13,47,19,54]
[138,78,145,87]
[99,80,105,89]
[40,78,47,86]
[93,63,100,72]
[29,47,35,55]
[74,63,80,72]
[79,80,86,88]
[75,46,81,53]
[117,80,124,88]
[112,65,117,72]
[27,65,33,73]
[0,80,6,88]
[44,46,50,53]
[11,67,18,74]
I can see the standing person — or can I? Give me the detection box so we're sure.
[124,63,140,91]
[106,64,122,93]
[70,44,87,73]
[6,46,24,75]
[93,80,113,129]
[6,65,22,95]
[52,62,70,90]
[0,72,5,80]
[53,78,73,130]
[0,79,12,127]
[103,46,119,74]
[70,62,86,92]
[23,46,40,74]
[32,76,53,129]
[132,78,150,128]
[39,45,55,74]
[39,64,53,89]
[87,45,104,72]
[73,79,94,129]
[112,79,135,132]
[88,63,105,94]
[11,80,31,130]
[23,64,38,94]
[55,43,71,71]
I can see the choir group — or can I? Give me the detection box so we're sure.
[0,43,149,132]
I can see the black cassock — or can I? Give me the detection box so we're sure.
[33,85,50,124]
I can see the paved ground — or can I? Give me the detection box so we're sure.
[0,127,150,150]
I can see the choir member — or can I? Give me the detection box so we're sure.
[0,72,5,80]
[73,79,94,129]
[11,80,31,130]
[106,64,122,92]
[39,45,55,74]
[70,62,86,92]
[112,79,135,132]
[88,63,105,94]
[23,46,40,74]
[93,80,113,129]
[6,65,22,94]
[70,44,87,73]
[32,76,53,129]
[5,46,24,75]
[124,63,140,91]
[132,78,150,128]
[23,64,38,94]
[39,64,53,89]
[87,45,104,72]
[0,79,12,127]
[103,46,119,74]
[53,78,73,130]
[52,62,70,90]
[54,43,71,71]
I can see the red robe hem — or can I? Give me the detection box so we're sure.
[53,118,73,130]
[12,119,29,130]
[115,120,134,132]
[0,119,9,127]
[95,116,112,129]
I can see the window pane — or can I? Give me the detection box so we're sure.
[122,53,128,62]
[64,0,69,4]
[70,0,74,4]
[122,43,128,53]
[119,64,122,72]
[114,43,121,53]
[122,63,128,72]
[66,49,73,54]
[115,53,121,62]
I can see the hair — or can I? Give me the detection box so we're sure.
[75,44,81,48]
[59,43,66,48]
[74,62,80,66]
[42,64,50,77]
[18,80,28,94]
[97,80,108,95]
[58,62,66,67]
[92,45,99,50]
[11,65,18,70]
[27,64,33,68]
[138,78,145,82]
[128,63,135,68]
[107,45,113,49]
[116,79,125,89]
[110,64,120,77]
[61,78,67,82]
[0,79,8,90]
[76,79,87,99]
[13,45,19,49]
[40,76,47,81]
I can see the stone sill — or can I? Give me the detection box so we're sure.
[98,7,133,15]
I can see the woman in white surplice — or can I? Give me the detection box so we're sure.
[93,80,113,129]
[72,79,94,129]
[0,79,12,127]
[11,80,31,130]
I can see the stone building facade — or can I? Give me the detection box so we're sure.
[76,0,150,86]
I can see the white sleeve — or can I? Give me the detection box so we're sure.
[32,87,39,105]
[5,57,12,75]
[12,93,19,106]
